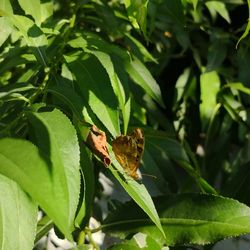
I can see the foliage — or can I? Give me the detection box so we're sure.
[1,0,250,249]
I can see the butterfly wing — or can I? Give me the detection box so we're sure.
[112,128,144,180]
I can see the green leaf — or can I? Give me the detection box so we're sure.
[0,174,37,250]
[206,32,229,72]
[103,193,250,246]
[47,81,85,123]
[35,215,53,243]
[124,33,157,63]
[65,53,120,137]
[0,109,80,239]
[224,82,250,96]
[27,109,81,237]
[109,153,166,240]
[108,233,162,250]
[205,1,231,23]
[18,0,42,26]
[40,0,53,23]
[74,145,95,228]
[200,71,220,131]
[190,0,198,11]
[5,14,48,65]
[0,0,13,14]
[68,37,130,134]
[236,0,250,48]
[124,0,149,37]
[0,17,13,46]
[125,56,165,108]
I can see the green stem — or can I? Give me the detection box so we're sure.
[85,227,100,250]
[77,230,86,245]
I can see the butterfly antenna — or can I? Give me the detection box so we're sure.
[141,173,157,179]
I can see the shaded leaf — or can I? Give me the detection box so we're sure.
[124,0,148,37]
[4,14,48,65]
[65,53,120,137]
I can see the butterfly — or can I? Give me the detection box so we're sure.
[112,128,144,180]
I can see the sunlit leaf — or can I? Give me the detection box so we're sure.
[0,174,37,250]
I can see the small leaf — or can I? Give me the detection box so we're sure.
[0,17,13,46]
[125,56,165,108]
[104,193,250,246]
[191,0,198,11]
[205,1,231,23]
[236,0,250,48]
[200,71,220,131]
[5,14,48,65]
[224,82,250,96]
[124,0,149,37]
[18,0,42,25]
[0,174,37,250]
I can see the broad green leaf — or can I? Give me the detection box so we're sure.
[27,109,81,236]
[205,1,231,23]
[0,174,37,250]
[200,71,220,131]
[103,194,250,246]
[109,152,166,240]
[124,0,148,37]
[18,0,42,26]
[65,53,120,137]
[236,0,250,48]
[125,56,165,108]
[5,14,48,65]
[88,50,130,134]
[0,109,80,239]
[68,37,130,133]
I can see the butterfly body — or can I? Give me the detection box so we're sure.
[112,128,144,180]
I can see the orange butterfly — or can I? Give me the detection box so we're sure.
[112,128,144,180]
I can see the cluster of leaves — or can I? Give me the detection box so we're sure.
[1,0,250,249]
